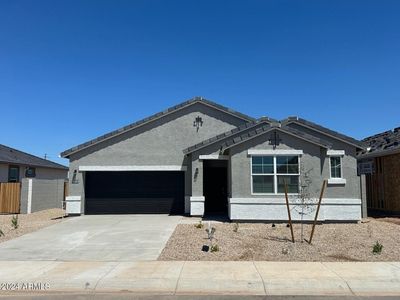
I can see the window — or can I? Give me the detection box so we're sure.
[252,156,274,193]
[330,156,342,178]
[251,155,299,194]
[8,166,20,182]
[327,150,346,184]
[25,167,36,178]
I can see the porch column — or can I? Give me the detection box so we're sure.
[190,156,204,216]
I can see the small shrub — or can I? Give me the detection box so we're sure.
[11,215,18,229]
[194,221,203,229]
[204,223,218,253]
[0,229,4,237]
[233,222,239,233]
[210,244,219,252]
[206,226,216,243]
[372,241,383,255]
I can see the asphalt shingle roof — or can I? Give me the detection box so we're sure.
[359,127,400,157]
[182,117,278,154]
[61,97,256,158]
[184,115,362,154]
[220,124,332,150]
[281,117,364,149]
[62,97,363,158]
[0,144,68,170]
[183,116,341,154]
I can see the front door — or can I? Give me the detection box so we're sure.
[203,160,228,215]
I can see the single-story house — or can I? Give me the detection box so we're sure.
[358,127,400,215]
[0,144,68,214]
[61,97,364,221]
[0,144,68,182]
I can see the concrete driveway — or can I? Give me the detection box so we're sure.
[0,215,181,261]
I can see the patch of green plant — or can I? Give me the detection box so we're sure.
[210,244,219,252]
[11,215,18,229]
[194,221,203,229]
[0,229,4,237]
[233,222,239,233]
[372,241,383,255]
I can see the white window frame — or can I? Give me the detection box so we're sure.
[250,154,301,195]
[327,150,346,185]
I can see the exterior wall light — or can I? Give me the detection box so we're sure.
[72,170,79,184]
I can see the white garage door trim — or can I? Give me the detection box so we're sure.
[79,165,187,171]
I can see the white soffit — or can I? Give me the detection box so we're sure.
[248,149,303,156]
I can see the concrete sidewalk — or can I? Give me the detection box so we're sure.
[0,261,399,296]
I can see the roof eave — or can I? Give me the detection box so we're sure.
[61,97,256,158]
[183,120,271,155]
[222,127,331,151]
[0,159,68,170]
[358,147,400,160]
[283,119,364,150]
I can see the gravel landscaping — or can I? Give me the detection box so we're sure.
[0,209,66,243]
[158,218,400,261]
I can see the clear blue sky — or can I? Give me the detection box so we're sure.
[1,0,399,165]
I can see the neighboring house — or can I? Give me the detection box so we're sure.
[358,127,400,215]
[0,144,68,182]
[61,97,364,221]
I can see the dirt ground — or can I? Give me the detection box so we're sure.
[0,209,66,243]
[374,217,400,225]
[158,218,400,261]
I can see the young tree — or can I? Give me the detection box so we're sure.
[291,166,318,242]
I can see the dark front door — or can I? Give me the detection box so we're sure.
[203,160,228,215]
[84,171,184,214]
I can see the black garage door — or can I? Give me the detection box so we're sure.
[84,171,184,214]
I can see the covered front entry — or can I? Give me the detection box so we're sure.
[84,171,184,214]
[203,160,228,215]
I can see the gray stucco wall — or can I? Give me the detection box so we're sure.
[0,164,8,182]
[285,123,360,198]
[229,131,360,199]
[0,163,67,183]
[226,130,361,221]
[20,178,65,213]
[34,168,68,180]
[20,179,29,213]
[67,102,248,213]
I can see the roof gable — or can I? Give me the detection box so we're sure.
[183,117,334,154]
[282,117,364,149]
[220,124,332,151]
[61,97,255,158]
[0,144,67,170]
[183,117,277,154]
